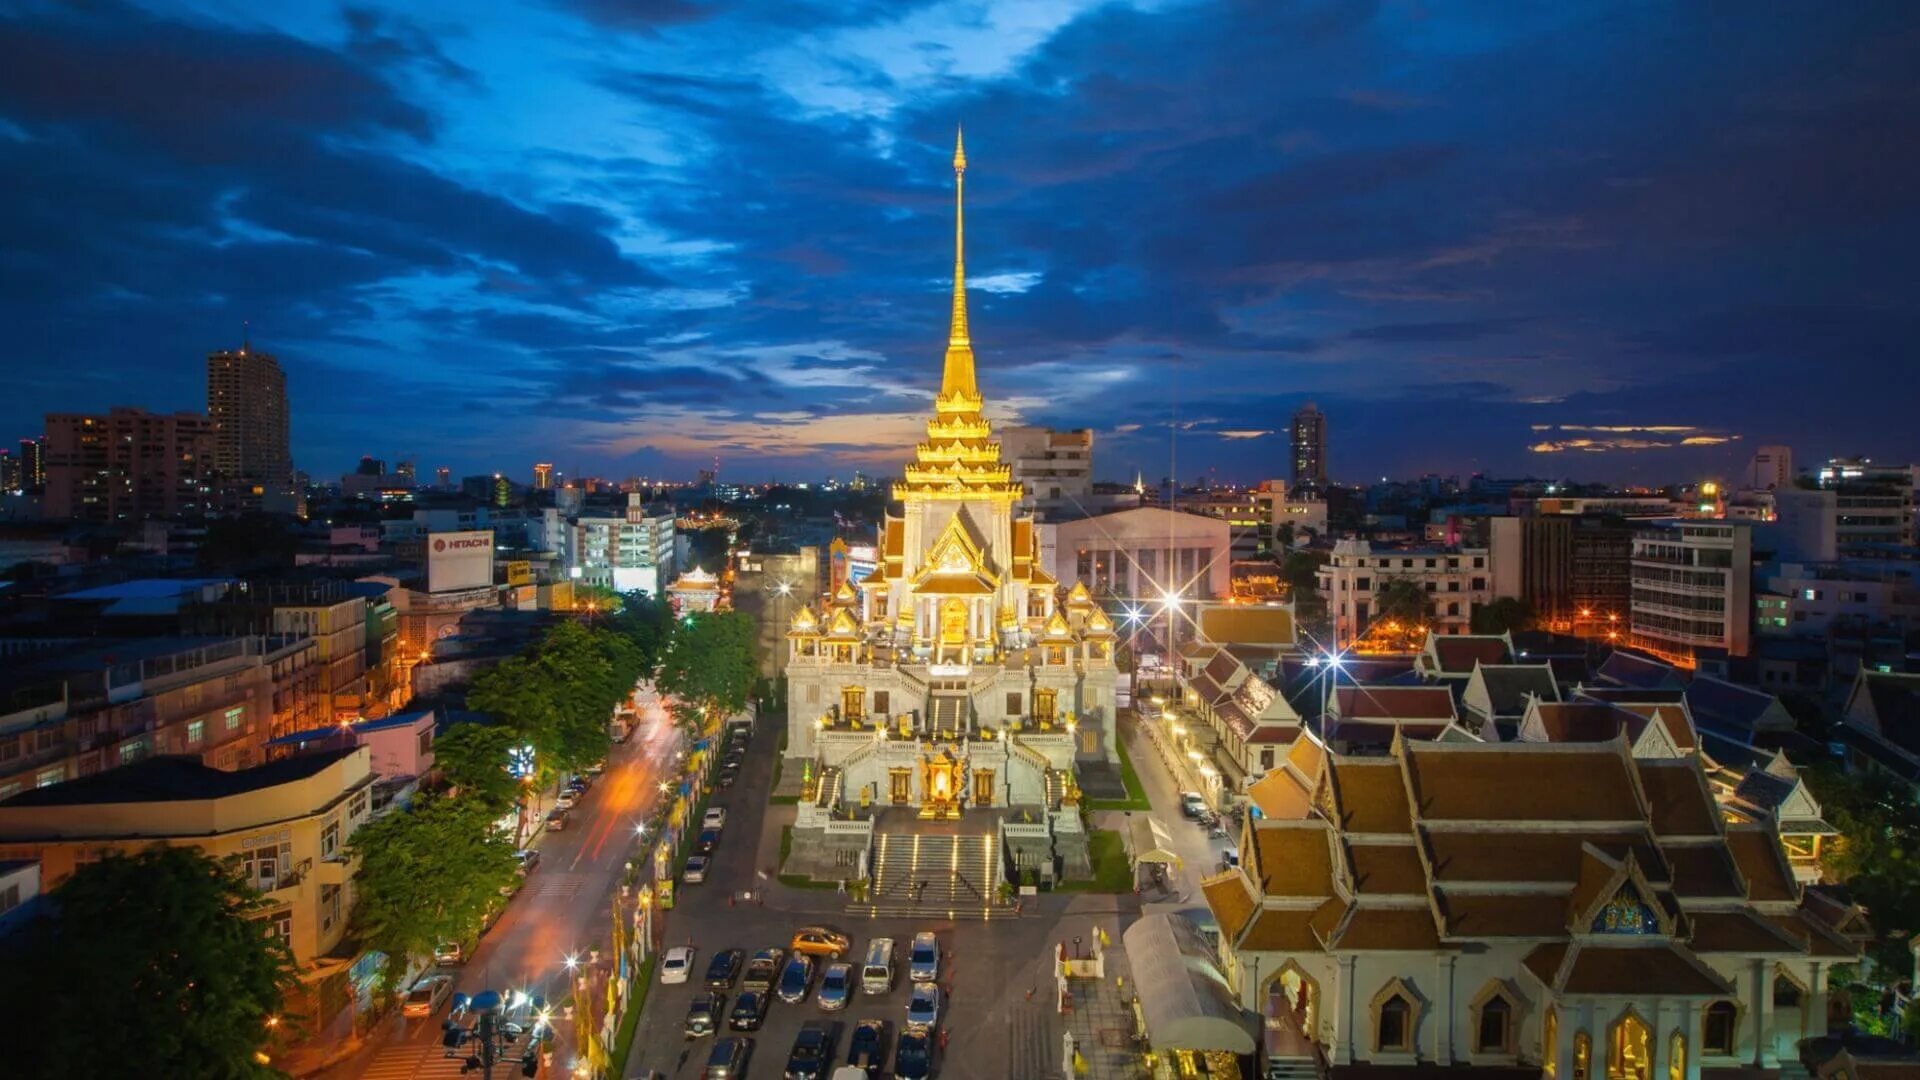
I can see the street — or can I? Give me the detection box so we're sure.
[333,715,684,1080]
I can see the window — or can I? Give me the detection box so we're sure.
[1773,973,1802,1008]
[1357,577,1371,591]
[261,909,292,946]
[118,738,148,765]
[0,883,20,916]
[1378,996,1412,1051]
[245,852,279,890]
[187,720,205,744]
[874,691,890,714]
[1447,581,1460,592]
[0,739,16,762]
[225,705,245,731]
[321,820,340,858]
[1260,748,1276,770]
[1448,603,1460,617]
[1471,577,1486,591]
[1476,995,1512,1053]
[1007,693,1023,716]
[0,782,18,800]
[36,767,63,788]
[348,789,369,819]
[320,884,341,932]
[1703,1001,1737,1055]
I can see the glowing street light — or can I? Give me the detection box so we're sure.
[1159,590,1183,610]
[563,953,579,972]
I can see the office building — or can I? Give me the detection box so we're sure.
[568,493,676,595]
[206,345,292,510]
[1746,445,1793,491]
[434,466,451,490]
[1629,520,1753,665]
[1318,539,1494,648]
[1000,426,1092,516]
[0,450,16,495]
[1757,560,1920,639]
[17,436,45,494]
[43,408,215,522]
[533,463,554,491]
[1489,515,1634,636]
[1045,506,1232,609]
[186,581,372,725]
[1291,402,1327,491]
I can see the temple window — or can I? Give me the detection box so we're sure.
[873,691,890,714]
[1703,1001,1737,1056]
[1773,973,1803,1009]
[1469,983,1517,1055]
[1006,692,1022,717]
[1544,1009,1559,1077]
[1378,996,1413,1052]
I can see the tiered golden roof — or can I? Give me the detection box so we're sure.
[894,129,1023,503]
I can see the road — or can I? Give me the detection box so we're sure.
[333,715,685,1080]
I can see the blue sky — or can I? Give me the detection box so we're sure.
[2,0,1916,486]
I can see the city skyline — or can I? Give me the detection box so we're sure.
[2,2,1916,485]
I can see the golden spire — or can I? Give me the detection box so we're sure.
[939,126,980,412]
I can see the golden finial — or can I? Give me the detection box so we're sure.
[940,125,979,409]
[953,127,966,173]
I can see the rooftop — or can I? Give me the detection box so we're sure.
[0,747,361,807]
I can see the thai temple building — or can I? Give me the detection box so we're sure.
[781,134,1118,910]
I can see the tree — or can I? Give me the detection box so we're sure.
[1470,596,1537,636]
[433,722,524,813]
[656,610,758,731]
[1804,765,1920,975]
[0,847,295,1077]
[609,592,675,669]
[347,795,521,984]
[1372,578,1434,628]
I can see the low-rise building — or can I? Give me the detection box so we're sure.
[186,580,371,723]
[1042,505,1231,616]
[1317,539,1494,649]
[0,745,373,970]
[268,710,435,779]
[1757,560,1920,639]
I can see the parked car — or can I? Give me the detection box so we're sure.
[905,983,940,1031]
[776,954,815,1004]
[859,938,895,994]
[516,849,541,875]
[703,807,727,830]
[567,774,590,792]
[908,931,939,982]
[894,1030,933,1079]
[695,828,721,855]
[545,808,569,831]
[706,948,745,989]
[703,1035,753,1080]
[790,926,851,958]
[816,962,852,1011]
[684,855,710,883]
[845,1019,889,1077]
[433,939,466,966]
[785,1020,838,1080]
[685,992,726,1038]
[1179,791,1206,819]
[743,948,785,992]
[662,945,696,984]
[401,974,453,1017]
[585,759,607,776]
[554,789,579,811]
[718,766,739,788]
[727,990,769,1031]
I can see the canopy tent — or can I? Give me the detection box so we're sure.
[1126,814,1182,869]
[1121,913,1257,1055]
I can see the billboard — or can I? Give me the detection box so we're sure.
[427,530,494,593]
[505,560,532,587]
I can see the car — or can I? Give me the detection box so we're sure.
[585,759,607,776]
[777,954,815,1003]
[790,926,852,958]
[1180,791,1207,819]
[401,974,453,1018]
[727,990,769,1031]
[908,931,939,983]
[433,939,466,966]
[685,992,726,1037]
[515,849,541,875]
[816,962,852,1011]
[785,1020,838,1080]
[905,983,940,1031]
[545,808,569,832]
[894,1030,933,1079]
[703,1035,753,1080]
[743,948,785,992]
[703,807,727,830]
[684,855,710,883]
[844,1019,889,1077]
[718,770,739,789]
[859,938,895,994]
[695,828,721,855]
[566,777,589,795]
[706,948,745,989]
[662,945,696,984]
[554,789,579,811]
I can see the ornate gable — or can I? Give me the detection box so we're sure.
[915,513,999,586]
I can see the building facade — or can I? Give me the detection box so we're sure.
[1001,425,1092,517]
[1318,539,1494,648]
[1291,403,1327,492]
[1490,515,1634,635]
[206,345,292,511]
[1043,506,1232,614]
[569,493,676,596]
[1629,521,1753,665]
[42,408,215,522]
[186,581,371,725]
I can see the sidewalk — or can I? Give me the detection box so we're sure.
[1062,911,1147,1080]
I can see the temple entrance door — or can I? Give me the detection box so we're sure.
[920,755,961,819]
[972,769,994,807]
[938,598,968,662]
[1607,1011,1650,1080]
[841,687,865,725]
[1263,963,1318,1058]
[888,768,912,805]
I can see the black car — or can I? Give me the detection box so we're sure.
[895,1029,933,1079]
[685,992,725,1038]
[704,1036,752,1080]
[695,828,721,855]
[706,948,745,989]
[728,990,769,1031]
[784,1020,837,1080]
[845,1019,889,1077]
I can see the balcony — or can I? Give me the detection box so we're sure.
[314,853,356,885]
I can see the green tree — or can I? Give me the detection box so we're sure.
[656,609,757,731]
[1470,596,1537,635]
[0,847,295,1078]
[1804,765,1920,975]
[347,795,521,984]
[1372,578,1434,627]
[433,722,523,812]
[609,592,675,668]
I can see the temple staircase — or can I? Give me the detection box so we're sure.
[850,830,1012,920]
[927,693,969,738]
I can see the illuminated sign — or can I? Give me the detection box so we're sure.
[426,530,494,593]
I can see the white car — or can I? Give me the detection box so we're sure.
[554,789,579,811]
[402,974,453,1018]
[662,945,696,984]
[703,807,727,830]
[684,855,710,883]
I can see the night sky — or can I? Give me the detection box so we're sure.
[3,1,1916,487]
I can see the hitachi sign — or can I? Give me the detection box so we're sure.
[427,530,495,593]
[433,536,491,552]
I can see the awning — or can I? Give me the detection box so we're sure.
[1126,815,1182,869]
[1121,913,1257,1055]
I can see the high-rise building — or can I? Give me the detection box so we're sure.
[1290,402,1327,491]
[0,450,17,495]
[1745,445,1792,491]
[434,466,451,490]
[1629,519,1752,665]
[395,458,416,484]
[1000,426,1091,515]
[533,463,554,490]
[43,408,215,522]
[206,344,291,510]
[18,436,45,493]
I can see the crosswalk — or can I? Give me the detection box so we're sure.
[532,872,583,900]
[360,1042,469,1080]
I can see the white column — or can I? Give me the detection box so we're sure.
[1685,1002,1705,1080]
[1807,962,1827,1041]
[1332,956,1357,1065]
[1435,953,1456,1064]
[1552,1006,1577,1080]
[1648,1001,1671,1080]
[1753,960,1778,1067]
